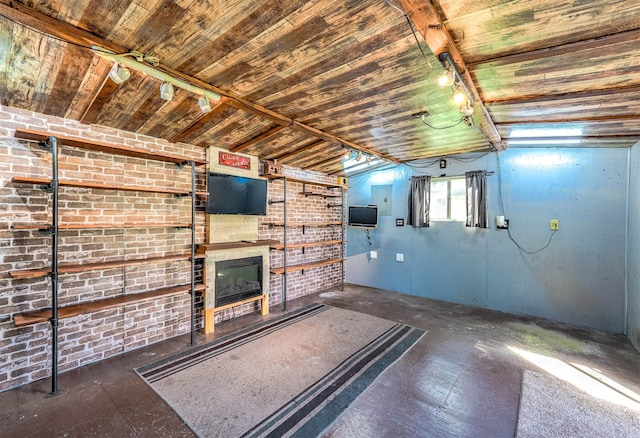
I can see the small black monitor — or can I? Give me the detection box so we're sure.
[348,205,378,228]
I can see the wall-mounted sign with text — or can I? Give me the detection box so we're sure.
[219,151,251,170]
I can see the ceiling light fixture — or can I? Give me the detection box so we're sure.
[452,88,466,105]
[437,69,455,87]
[198,95,212,113]
[108,62,130,84]
[343,150,352,160]
[95,47,388,167]
[160,82,174,101]
[437,52,474,108]
[94,47,222,107]
[459,101,474,116]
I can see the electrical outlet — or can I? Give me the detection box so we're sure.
[550,219,559,231]
[370,250,377,259]
[395,253,404,262]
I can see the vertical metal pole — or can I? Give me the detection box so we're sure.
[341,186,345,291]
[49,136,60,396]
[190,161,196,346]
[282,176,287,311]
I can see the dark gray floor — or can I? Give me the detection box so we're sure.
[1,284,639,437]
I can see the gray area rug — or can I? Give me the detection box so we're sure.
[517,370,640,437]
[137,304,425,437]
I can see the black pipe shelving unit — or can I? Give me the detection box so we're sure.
[49,136,60,396]
[266,175,345,304]
[10,129,204,394]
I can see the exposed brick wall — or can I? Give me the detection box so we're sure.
[260,174,346,308]
[0,105,205,391]
[0,105,344,392]
[209,171,346,324]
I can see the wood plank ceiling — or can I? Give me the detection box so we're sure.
[1,0,639,175]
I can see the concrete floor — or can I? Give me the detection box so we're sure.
[1,284,639,437]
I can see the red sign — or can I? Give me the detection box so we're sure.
[219,151,251,170]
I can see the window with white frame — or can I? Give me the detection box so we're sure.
[430,176,466,221]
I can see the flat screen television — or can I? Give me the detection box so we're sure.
[206,172,267,215]
[348,205,378,228]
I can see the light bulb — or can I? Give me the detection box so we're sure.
[438,70,455,87]
[452,89,466,105]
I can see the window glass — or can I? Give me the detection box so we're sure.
[430,180,448,219]
[450,178,466,221]
[430,177,465,221]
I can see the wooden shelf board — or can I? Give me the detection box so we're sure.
[270,240,343,250]
[13,283,206,327]
[263,174,342,189]
[262,174,285,181]
[212,294,266,313]
[270,258,344,275]
[197,239,280,253]
[10,253,206,279]
[263,222,343,227]
[300,191,342,198]
[12,176,204,196]
[14,128,207,165]
[12,222,194,231]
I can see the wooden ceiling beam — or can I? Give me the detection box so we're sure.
[169,99,228,144]
[0,1,127,126]
[271,140,326,161]
[0,0,125,53]
[468,28,640,67]
[395,0,505,152]
[0,1,399,163]
[229,125,286,153]
[302,154,344,170]
[288,120,387,160]
[485,85,640,106]
[0,1,128,127]
[158,65,399,161]
[79,74,119,124]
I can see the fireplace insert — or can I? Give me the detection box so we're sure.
[215,256,263,307]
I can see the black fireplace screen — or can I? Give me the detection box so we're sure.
[215,256,263,307]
